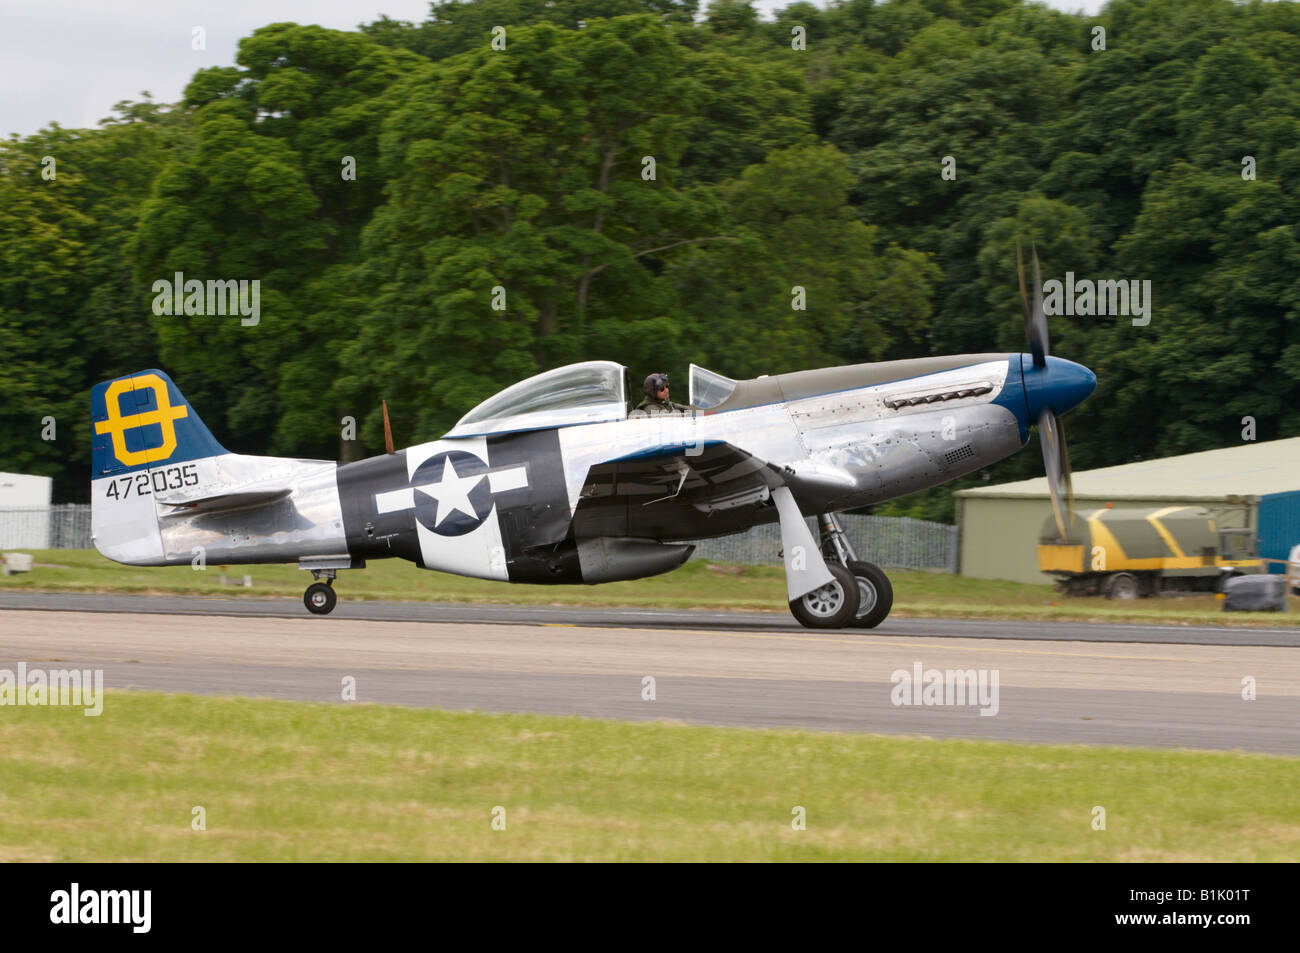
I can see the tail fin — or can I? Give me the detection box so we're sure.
[91,370,228,564]
[91,370,342,567]
[91,370,226,478]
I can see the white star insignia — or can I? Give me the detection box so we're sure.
[418,457,485,528]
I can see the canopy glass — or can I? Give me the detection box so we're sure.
[446,361,628,437]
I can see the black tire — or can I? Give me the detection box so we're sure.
[304,582,337,615]
[789,563,860,629]
[1104,572,1139,600]
[1216,570,1242,594]
[846,560,894,628]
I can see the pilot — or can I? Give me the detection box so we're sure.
[630,373,689,417]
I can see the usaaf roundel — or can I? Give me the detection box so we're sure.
[410,450,494,536]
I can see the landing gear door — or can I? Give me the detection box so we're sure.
[772,486,834,600]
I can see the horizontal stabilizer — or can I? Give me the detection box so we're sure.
[156,487,292,516]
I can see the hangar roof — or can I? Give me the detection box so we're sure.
[956,436,1300,501]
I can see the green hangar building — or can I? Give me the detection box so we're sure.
[953,437,1300,584]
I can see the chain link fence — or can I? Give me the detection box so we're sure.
[0,505,957,572]
[687,514,957,572]
[0,505,93,550]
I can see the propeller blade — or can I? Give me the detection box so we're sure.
[1038,408,1070,540]
[1017,241,1032,329]
[1026,242,1049,368]
[382,399,395,454]
[1059,418,1074,523]
[1020,242,1077,538]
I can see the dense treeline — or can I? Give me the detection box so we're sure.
[2,0,1298,517]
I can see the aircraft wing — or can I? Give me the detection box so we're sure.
[575,441,784,514]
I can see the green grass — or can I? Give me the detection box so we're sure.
[3,548,1296,627]
[1,691,1296,861]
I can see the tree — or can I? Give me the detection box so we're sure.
[668,144,939,377]
[0,98,183,500]
[333,16,729,446]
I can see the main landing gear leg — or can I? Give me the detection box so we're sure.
[304,569,338,616]
[818,513,893,629]
[773,486,860,629]
[299,556,362,616]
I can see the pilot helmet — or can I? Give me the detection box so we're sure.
[643,373,670,400]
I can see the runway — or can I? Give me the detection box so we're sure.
[2,593,1298,753]
[3,591,1299,646]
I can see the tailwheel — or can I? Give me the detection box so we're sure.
[789,563,860,629]
[846,560,893,628]
[304,580,337,615]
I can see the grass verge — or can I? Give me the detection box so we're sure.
[1,691,1297,861]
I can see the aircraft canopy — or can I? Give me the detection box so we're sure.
[688,364,738,409]
[445,360,628,437]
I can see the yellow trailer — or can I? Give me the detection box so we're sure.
[1037,505,1257,599]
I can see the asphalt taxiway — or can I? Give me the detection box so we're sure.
[2,592,1297,753]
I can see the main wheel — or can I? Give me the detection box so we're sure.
[846,560,894,628]
[304,582,337,615]
[789,563,860,629]
[1104,572,1139,600]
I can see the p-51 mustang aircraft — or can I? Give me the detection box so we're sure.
[91,250,1095,628]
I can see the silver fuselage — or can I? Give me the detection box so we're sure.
[95,355,1032,582]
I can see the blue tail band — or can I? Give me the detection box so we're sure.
[91,369,227,476]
